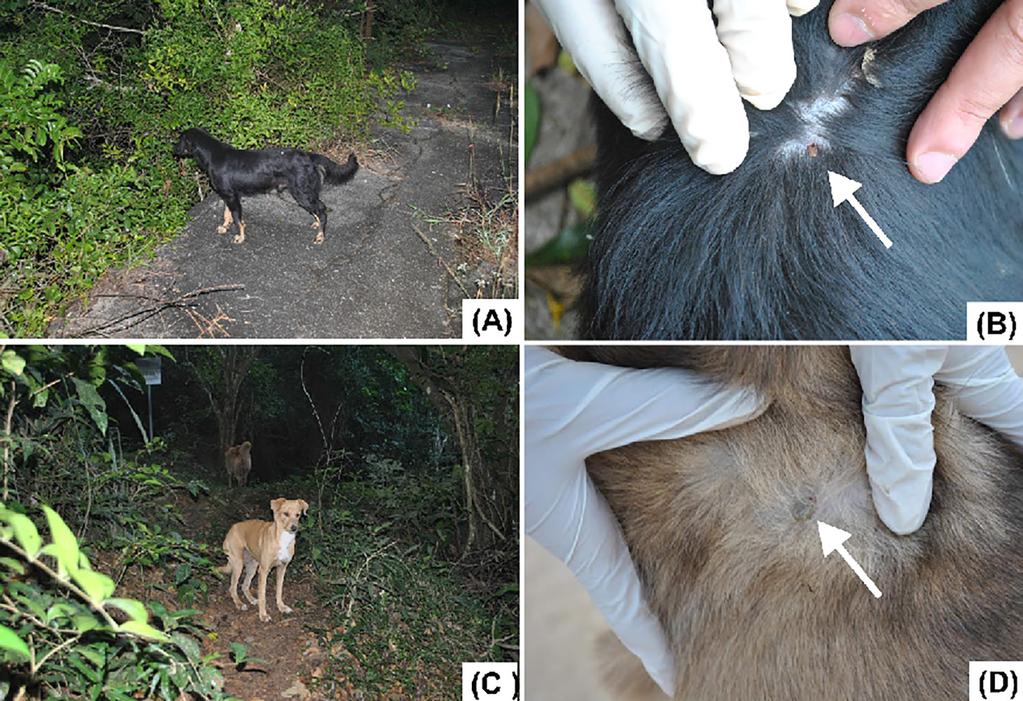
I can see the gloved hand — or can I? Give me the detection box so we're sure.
[852,346,1023,535]
[524,347,765,696]
[532,0,821,175]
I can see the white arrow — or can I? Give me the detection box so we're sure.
[828,170,893,249]
[817,521,882,598]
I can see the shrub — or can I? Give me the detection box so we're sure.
[0,0,414,335]
[0,503,231,701]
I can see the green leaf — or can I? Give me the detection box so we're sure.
[71,377,107,436]
[119,620,169,642]
[229,641,247,664]
[1,510,41,558]
[42,505,80,575]
[46,602,78,623]
[0,557,24,575]
[72,568,115,603]
[524,81,541,167]
[125,344,146,355]
[72,614,100,634]
[174,562,191,587]
[147,345,175,360]
[0,624,29,659]
[68,654,101,684]
[567,179,597,219]
[524,220,592,267]
[76,643,105,669]
[104,597,148,623]
[171,631,201,662]
[1,350,25,376]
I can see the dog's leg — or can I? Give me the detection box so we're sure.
[241,552,259,606]
[216,204,233,235]
[257,563,272,622]
[224,194,245,245]
[312,204,326,245]
[288,182,327,245]
[227,555,246,611]
[312,215,325,245]
[275,563,292,614]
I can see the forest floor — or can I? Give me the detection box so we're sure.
[52,22,516,339]
[113,484,354,701]
[108,472,501,700]
[177,486,341,701]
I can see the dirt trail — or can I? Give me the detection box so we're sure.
[52,32,515,339]
[176,488,347,701]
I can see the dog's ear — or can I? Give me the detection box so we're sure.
[298,500,309,516]
[242,440,252,452]
[270,498,285,514]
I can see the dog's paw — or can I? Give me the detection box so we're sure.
[278,604,293,614]
[216,225,228,235]
[313,233,324,245]
[259,612,271,622]
[236,603,248,611]
[232,234,245,245]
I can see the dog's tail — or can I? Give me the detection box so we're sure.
[313,152,359,185]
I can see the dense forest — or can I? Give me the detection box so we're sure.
[0,344,518,699]
[0,0,516,335]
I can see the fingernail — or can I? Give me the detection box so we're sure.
[1002,115,1023,140]
[831,12,874,46]
[913,151,958,184]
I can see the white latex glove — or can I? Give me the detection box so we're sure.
[851,346,1023,535]
[525,347,765,696]
[532,0,820,174]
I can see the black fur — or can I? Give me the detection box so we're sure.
[580,0,1023,340]
[172,127,359,243]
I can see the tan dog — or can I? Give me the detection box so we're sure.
[220,498,308,622]
[224,441,252,487]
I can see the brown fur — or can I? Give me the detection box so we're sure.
[568,347,1023,700]
[220,497,309,623]
[224,441,252,487]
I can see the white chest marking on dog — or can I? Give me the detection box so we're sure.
[277,531,295,563]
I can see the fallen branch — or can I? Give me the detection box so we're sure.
[73,284,244,337]
[524,144,597,200]
[412,224,472,298]
[29,1,146,35]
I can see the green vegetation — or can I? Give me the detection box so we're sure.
[0,344,518,699]
[0,344,234,700]
[0,0,423,335]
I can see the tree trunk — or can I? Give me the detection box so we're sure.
[188,347,256,467]
[387,347,509,557]
[361,0,375,39]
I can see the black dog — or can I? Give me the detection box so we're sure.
[580,0,1023,340]
[172,128,359,245]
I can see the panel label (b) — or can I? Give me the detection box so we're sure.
[967,303,1023,342]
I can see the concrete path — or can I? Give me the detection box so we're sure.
[54,38,514,339]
